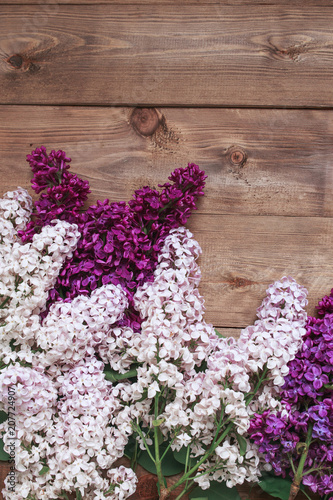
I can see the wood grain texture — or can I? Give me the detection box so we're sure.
[188,214,333,327]
[0,4,333,106]
[0,0,330,4]
[1,106,333,217]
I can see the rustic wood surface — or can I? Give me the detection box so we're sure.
[1,4,333,106]
[0,1,331,499]
[0,0,331,4]
[1,106,333,218]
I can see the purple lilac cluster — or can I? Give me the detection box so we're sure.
[249,293,333,499]
[19,147,90,241]
[317,288,333,316]
[20,147,207,330]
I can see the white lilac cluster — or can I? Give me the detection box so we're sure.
[34,282,128,375]
[0,189,137,500]
[112,229,308,491]
[0,364,57,445]
[238,276,308,412]
[112,228,218,438]
[178,277,308,489]
[0,188,80,365]
[97,326,134,375]
[22,357,136,500]
[131,226,217,370]
[0,187,33,244]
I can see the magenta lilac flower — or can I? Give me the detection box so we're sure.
[317,288,333,316]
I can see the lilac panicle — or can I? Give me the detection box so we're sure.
[20,148,207,330]
[317,288,333,316]
[249,291,333,499]
[19,146,90,241]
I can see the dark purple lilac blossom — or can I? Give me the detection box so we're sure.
[20,147,207,330]
[19,147,90,241]
[249,296,333,500]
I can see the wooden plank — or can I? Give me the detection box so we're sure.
[188,213,333,328]
[0,0,329,4]
[0,106,332,217]
[0,5,333,106]
[215,327,241,339]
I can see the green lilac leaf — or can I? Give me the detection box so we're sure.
[0,438,10,461]
[124,435,137,459]
[153,418,165,427]
[137,443,184,477]
[189,481,241,499]
[214,328,226,338]
[59,493,70,500]
[75,489,82,500]
[39,465,50,476]
[0,411,8,424]
[103,365,137,382]
[172,446,195,469]
[235,432,247,456]
[259,471,293,500]
[173,446,189,465]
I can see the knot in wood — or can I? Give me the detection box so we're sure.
[7,54,23,69]
[130,108,160,137]
[227,146,247,167]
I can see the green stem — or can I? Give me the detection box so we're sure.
[174,480,195,500]
[160,427,181,462]
[132,422,155,463]
[246,366,268,407]
[154,394,165,490]
[288,453,296,475]
[184,444,191,491]
[0,296,10,309]
[130,438,139,470]
[168,421,234,493]
[104,367,137,382]
[288,422,314,500]
[302,465,331,476]
[300,489,312,500]
[210,405,225,448]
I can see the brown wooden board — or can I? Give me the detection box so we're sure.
[1,4,333,107]
[0,0,330,4]
[1,106,333,218]
[188,213,333,328]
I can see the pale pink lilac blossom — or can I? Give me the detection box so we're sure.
[238,276,308,412]
[0,189,136,500]
[34,283,128,370]
[0,188,80,363]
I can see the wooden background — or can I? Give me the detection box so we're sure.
[0,0,332,499]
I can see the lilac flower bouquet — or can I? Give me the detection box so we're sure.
[0,148,330,500]
[249,291,333,500]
